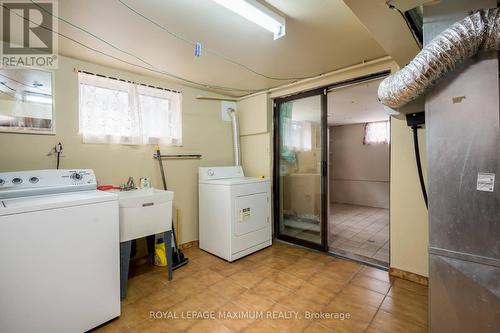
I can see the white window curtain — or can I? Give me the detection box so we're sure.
[78,72,182,145]
[364,121,390,145]
[137,85,182,145]
[282,118,312,152]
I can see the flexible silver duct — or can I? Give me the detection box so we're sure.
[228,108,241,166]
[378,8,500,109]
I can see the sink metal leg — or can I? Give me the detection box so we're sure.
[164,230,173,280]
[119,241,132,300]
[146,235,155,265]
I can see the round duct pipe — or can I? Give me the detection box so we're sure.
[228,108,241,166]
[378,8,499,109]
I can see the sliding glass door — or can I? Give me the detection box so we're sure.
[274,89,328,251]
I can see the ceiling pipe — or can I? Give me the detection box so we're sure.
[239,56,392,101]
[196,95,238,101]
[378,8,500,109]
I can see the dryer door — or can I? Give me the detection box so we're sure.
[234,192,269,236]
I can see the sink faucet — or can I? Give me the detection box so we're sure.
[121,177,136,191]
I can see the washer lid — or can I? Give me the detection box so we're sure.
[0,190,117,216]
[199,177,270,186]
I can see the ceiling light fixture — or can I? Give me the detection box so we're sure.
[212,0,285,39]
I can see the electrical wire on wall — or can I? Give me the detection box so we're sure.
[412,127,427,207]
[385,1,423,49]
[406,112,428,208]
[7,2,258,93]
[46,142,63,169]
[0,82,16,92]
[55,142,63,169]
[24,0,386,96]
[28,0,154,70]
[0,73,51,94]
[0,82,17,98]
[27,0,287,93]
[117,0,311,81]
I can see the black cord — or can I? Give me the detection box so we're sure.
[0,82,16,91]
[55,142,63,169]
[387,3,422,49]
[117,0,310,81]
[412,126,428,208]
[0,73,51,94]
[1,3,257,93]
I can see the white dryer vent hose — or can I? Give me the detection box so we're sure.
[378,8,500,109]
[228,108,241,166]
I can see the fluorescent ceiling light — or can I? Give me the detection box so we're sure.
[212,0,285,39]
[24,93,52,104]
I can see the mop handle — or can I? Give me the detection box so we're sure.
[155,146,182,261]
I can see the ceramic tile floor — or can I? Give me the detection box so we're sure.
[329,203,389,265]
[94,242,427,333]
[281,219,321,244]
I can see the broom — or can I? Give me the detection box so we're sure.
[155,147,189,270]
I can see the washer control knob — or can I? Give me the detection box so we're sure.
[207,169,214,177]
[70,172,83,181]
[12,177,23,185]
[29,177,39,184]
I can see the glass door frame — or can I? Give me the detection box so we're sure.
[273,87,329,252]
[272,70,392,253]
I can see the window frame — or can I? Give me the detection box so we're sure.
[78,72,182,145]
[363,120,390,145]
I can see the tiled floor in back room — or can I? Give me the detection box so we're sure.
[329,203,389,266]
[95,242,427,333]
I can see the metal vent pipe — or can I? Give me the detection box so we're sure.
[378,8,500,109]
[228,108,241,166]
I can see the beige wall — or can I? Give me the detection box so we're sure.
[1,55,430,275]
[0,55,234,245]
[238,58,430,277]
[329,124,389,209]
[237,93,272,178]
[390,118,428,276]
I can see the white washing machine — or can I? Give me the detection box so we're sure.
[198,166,272,261]
[0,169,120,333]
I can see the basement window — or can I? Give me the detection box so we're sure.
[78,72,182,145]
[364,121,390,145]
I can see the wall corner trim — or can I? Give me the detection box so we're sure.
[389,267,428,286]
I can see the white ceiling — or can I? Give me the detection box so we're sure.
[344,0,421,66]
[52,0,386,96]
[328,78,388,125]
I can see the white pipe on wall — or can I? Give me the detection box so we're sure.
[228,108,241,166]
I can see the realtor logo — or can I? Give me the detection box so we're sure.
[1,0,58,68]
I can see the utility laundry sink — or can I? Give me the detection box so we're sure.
[116,188,174,242]
[116,188,174,299]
